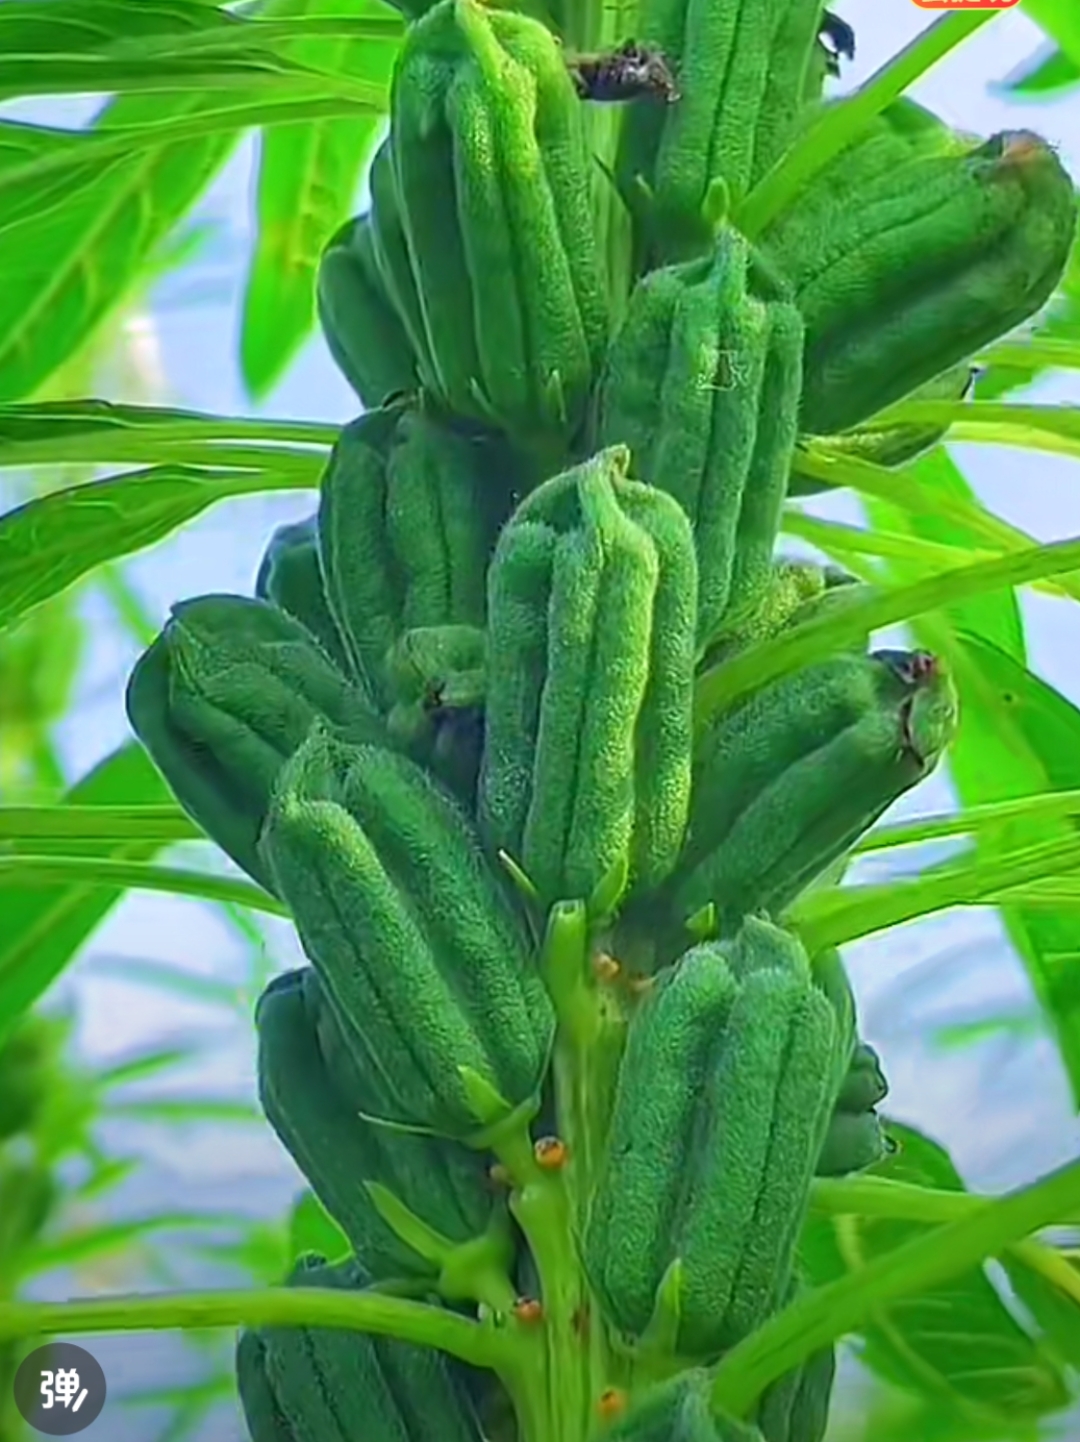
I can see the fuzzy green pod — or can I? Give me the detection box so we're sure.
[316,213,421,409]
[255,967,508,1288]
[670,650,958,934]
[597,228,803,649]
[236,1256,486,1442]
[583,923,844,1356]
[605,1370,765,1441]
[479,445,697,911]
[389,0,609,448]
[791,364,977,496]
[317,403,506,707]
[616,0,832,263]
[254,514,349,671]
[755,1343,836,1442]
[383,624,487,805]
[762,127,1077,435]
[235,1330,295,1442]
[836,1040,889,1114]
[367,137,441,393]
[700,559,858,669]
[816,1108,889,1177]
[125,595,381,893]
[260,725,553,1139]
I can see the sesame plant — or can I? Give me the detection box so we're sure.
[5,3,1080,1442]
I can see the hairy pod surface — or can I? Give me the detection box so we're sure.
[255,968,502,1283]
[316,213,421,409]
[816,1107,889,1176]
[699,559,857,669]
[479,445,697,910]
[762,122,1077,434]
[125,595,381,893]
[617,0,833,264]
[317,403,507,707]
[388,0,608,449]
[367,137,441,392]
[260,725,553,1139]
[583,924,843,1357]
[598,227,803,649]
[255,514,350,671]
[755,1342,836,1442]
[236,1256,486,1442]
[670,649,959,933]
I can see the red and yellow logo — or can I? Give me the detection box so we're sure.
[911,0,1018,8]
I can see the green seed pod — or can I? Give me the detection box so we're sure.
[751,2,834,186]
[367,138,441,393]
[125,595,382,893]
[791,364,977,495]
[260,725,553,1140]
[389,0,609,449]
[237,1256,486,1442]
[583,924,843,1357]
[755,1343,836,1442]
[479,445,697,911]
[762,127,1077,435]
[254,514,349,671]
[617,0,835,264]
[605,1370,765,1441]
[317,404,506,708]
[235,1330,296,1442]
[670,649,958,933]
[699,559,856,668]
[597,227,803,649]
[255,968,508,1287]
[816,1108,890,1177]
[384,624,487,806]
[836,1040,889,1114]
[316,213,421,410]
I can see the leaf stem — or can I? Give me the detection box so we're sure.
[0,1288,505,1369]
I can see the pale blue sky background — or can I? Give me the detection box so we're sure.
[13,2,1080,1437]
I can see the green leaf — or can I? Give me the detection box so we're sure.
[0,744,173,1046]
[797,1125,1071,1425]
[0,805,197,846]
[0,398,336,465]
[22,1211,252,1276]
[856,789,1080,855]
[103,1097,263,1123]
[863,452,1080,1106]
[1004,1250,1080,1369]
[240,0,400,397]
[1022,0,1080,76]
[88,956,246,1010]
[694,532,1080,725]
[94,1044,204,1091]
[998,43,1080,97]
[0,462,314,635]
[287,1190,351,1269]
[792,835,1080,952]
[0,92,236,403]
[870,399,1080,465]
[0,91,384,232]
[0,856,287,917]
[0,0,401,104]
